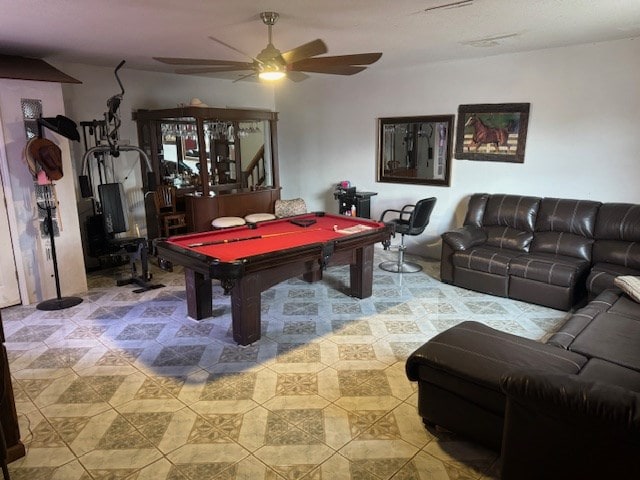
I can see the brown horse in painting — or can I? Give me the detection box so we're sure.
[465,115,510,152]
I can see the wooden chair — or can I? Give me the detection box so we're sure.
[154,185,187,237]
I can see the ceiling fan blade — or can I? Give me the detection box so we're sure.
[291,53,383,69]
[289,64,367,75]
[286,71,310,83]
[154,57,253,67]
[281,39,328,65]
[208,36,262,64]
[233,71,259,83]
[175,66,253,74]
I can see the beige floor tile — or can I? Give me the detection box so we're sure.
[79,447,163,471]
[253,444,334,473]
[3,256,570,479]
[423,438,498,477]
[390,402,434,448]
[166,442,250,467]
[397,450,481,480]
[13,445,77,469]
[50,460,89,480]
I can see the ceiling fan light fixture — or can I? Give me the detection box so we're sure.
[156,10,382,82]
[258,62,286,81]
[259,70,286,81]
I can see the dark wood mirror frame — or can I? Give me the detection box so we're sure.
[377,115,454,187]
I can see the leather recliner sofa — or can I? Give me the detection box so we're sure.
[441,193,640,310]
[407,193,640,478]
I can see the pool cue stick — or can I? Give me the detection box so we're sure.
[187,227,324,248]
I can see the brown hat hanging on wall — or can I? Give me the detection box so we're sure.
[26,137,63,180]
[24,138,39,177]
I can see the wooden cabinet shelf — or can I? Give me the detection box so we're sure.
[134,106,281,235]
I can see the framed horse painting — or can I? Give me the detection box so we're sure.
[455,103,530,163]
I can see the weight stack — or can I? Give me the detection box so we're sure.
[98,183,128,234]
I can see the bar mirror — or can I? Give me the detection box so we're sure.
[377,115,454,186]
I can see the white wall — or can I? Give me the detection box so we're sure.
[275,38,640,258]
[50,38,640,264]
[56,62,276,236]
[0,79,87,303]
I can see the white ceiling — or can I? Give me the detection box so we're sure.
[1,0,639,79]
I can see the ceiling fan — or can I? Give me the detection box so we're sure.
[153,12,382,82]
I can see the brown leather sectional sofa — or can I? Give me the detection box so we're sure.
[406,290,640,479]
[405,193,640,478]
[440,193,640,310]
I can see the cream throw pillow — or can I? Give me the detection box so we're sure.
[614,276,640,303]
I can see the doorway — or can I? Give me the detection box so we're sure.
[0,158,21,308]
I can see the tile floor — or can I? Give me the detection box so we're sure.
[1,248,569,479]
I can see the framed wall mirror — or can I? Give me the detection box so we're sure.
[377,115,454,186]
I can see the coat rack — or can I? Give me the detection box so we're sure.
[34,116,83,311]
[36,190,83,310]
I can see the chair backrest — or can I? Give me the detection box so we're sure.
[275,198,307,218]
[407,197,437,235]
[154,185,177,213]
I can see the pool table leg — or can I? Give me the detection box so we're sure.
[231,272,261,346]
[184,269,212,320]
[350,244,374,298]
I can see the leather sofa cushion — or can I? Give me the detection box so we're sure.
[463,193,490,228]
[579,358,640,393]
[509,253,590,287]
[483,194,540,231]
[452,246,521,276]
[595,203,640,241]
[528,197,600,262]
[441,226,487,251]
[484,226,534,251]
[547,290,621,349]
[406,321,587,414]
[592,240,640,269]
[570,311,640,371]
[535,198,600,237]
[586,262,640,295]
[608,292,640,319]
[530,231,594,261]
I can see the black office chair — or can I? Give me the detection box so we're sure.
[379,197,437,273]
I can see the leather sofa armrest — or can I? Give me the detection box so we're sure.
[441,226,486,251]
[500,371,640,480]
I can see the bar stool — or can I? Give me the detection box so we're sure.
[244,213,276,223]
[211,217,246,229]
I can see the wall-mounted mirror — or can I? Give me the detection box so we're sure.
[377,115,454,186]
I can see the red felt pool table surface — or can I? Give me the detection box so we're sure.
[166,213,385,262]
[157,212,390,345]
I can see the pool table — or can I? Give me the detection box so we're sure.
[156,212,390,345]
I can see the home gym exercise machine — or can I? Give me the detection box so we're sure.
[78,61,161,292]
